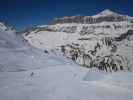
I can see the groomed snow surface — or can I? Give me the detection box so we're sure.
[0,62,133,100]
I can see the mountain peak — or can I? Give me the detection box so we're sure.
[100,9,116,15]
[93,9,120,18]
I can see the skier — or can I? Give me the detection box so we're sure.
[30,72,34,77]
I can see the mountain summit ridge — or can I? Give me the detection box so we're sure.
[52,9,133,24]
[92,9,121,17]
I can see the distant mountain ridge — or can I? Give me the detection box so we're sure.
[51,9,133,24]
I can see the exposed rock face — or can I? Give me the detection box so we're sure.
[52,15,126,24]
[51,9,132,24]
[59,32,131,72]
[115,30,133,41]
[93,54,130,72]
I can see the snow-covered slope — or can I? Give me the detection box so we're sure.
[0,22,68,72]
[0,62,133,100]
[23,9,133,72]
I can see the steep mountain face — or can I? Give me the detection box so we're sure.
[23,9,133,72]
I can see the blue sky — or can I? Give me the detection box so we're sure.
[0,0,132,31]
